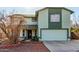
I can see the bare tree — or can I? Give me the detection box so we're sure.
[0,10,24,44]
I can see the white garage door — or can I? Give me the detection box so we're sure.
[41,30,67,41]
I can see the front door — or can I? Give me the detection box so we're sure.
[28,30,32,39]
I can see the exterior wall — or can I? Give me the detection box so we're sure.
[62,9,71,38]
[11,15,24,26]
[62,9,71,28]
[23,18,37,25]
[37,8,72,41]
[41,30,67,41]
[38,9,48,37]
[48,8,62,29]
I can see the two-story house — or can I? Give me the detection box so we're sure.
[37,7,73,41]
[19,7,73,41]
[0,7,74,42]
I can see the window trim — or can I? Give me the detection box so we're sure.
[32,17,37,22]
[50,14,60,22]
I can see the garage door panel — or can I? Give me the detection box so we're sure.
[42,30,67,41]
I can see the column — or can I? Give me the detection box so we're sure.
[20,29,23,37]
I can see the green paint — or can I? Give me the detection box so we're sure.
[38,8,70,40]
[48,8,62,29]
[67,29,69,39]
[62,9,71,28]
[37,9,48,37]
[36,7,74,14]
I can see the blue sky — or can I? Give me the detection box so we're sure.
[0,7,42,14]
[68,7,79,19]
[0,7,78,15]
[0,7,79,24]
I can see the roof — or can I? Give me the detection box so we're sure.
[36,7,74,14]
[9,14,35,18]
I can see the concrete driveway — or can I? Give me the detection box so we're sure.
[43,40,79,52]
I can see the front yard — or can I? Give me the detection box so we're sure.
[0,42,49,52]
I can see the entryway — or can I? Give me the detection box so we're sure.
[19,29,37,41]
[27,30,32,39]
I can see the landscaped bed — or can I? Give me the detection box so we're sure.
[0,42,50,52]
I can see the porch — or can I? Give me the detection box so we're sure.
[19,25,38,41]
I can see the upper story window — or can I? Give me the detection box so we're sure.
[50,14,60,22]
[32,17,37,22]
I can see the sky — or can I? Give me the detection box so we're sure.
[0,7,79,24]
[68,7,79,23]
[0,7,43,14]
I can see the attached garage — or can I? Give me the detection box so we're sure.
[37,7,73,41]
[41,30,68,41]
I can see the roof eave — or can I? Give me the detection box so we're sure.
[36,7,74,14]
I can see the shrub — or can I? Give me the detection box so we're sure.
[32,35,39,41]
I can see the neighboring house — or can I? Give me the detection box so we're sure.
[0,7,74,41]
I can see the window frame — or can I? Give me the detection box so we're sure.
[50,14,60,22]
[32,17,37,22]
